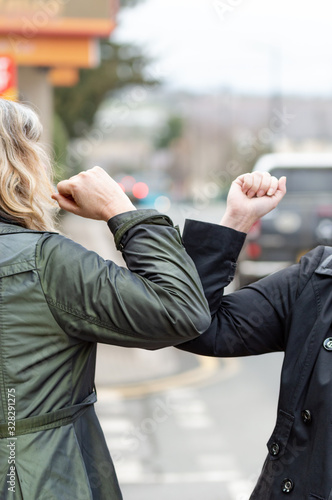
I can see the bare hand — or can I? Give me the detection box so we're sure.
[220,171,287,232]
[52,166,136,221]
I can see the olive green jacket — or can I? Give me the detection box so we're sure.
[0,209,210,499]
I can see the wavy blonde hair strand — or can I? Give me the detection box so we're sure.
[0,99,58,232]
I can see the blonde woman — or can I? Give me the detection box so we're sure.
[0,99,210,500]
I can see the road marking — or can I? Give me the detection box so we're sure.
[105,437,131,452]
[228,479,255,499]
[175,414,213,428]
[170,399,207,413]
[169,396,213,428]
[97,356,240,399]
[98,418,132,434]
[117,468,241,484]
[116,460,145,481]
[197,453,238,470]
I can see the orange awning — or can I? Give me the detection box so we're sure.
[0,36,99,68]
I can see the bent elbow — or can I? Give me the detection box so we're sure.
[177,302,211,342]
[197,310,212,335]
[190,306,211,336]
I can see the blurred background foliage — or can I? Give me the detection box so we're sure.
[154,116,184,150]
[54,40,157,139]
[53,0,152,180]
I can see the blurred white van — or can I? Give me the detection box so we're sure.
[238,153,332,286]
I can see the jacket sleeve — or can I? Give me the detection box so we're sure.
[177,219,323,357]
[36,210,210,349]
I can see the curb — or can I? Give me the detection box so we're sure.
[97,356,240,399]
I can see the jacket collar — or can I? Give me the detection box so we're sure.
[0,222,56,235]
[315,251,332,276]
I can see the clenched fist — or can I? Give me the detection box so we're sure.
[52,166,136,221]
[220,171,287,233]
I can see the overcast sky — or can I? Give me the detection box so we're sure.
[114,0,332,96]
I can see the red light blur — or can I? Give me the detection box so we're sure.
[246,242,262,259]
[317,205,332,218]
[132,182,149,199]
[121,176,136,192]
[248,219,261,239]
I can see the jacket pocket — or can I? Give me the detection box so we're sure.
[16,425,94,500]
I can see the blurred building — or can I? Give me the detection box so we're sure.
[75,88,332,203]
[0,0,119,146]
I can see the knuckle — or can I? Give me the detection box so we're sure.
[91,165,102,174]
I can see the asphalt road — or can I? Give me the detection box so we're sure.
[60,206,284,500]
[95,348,283,500]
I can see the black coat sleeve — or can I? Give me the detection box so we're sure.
[177,219,321,357]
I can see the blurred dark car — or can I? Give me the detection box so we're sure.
[237,153,332,287]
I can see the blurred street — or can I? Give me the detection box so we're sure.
[95,347,283,500]
[2,1,332,499]
[61,206,283,500]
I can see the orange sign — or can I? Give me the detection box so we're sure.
[0,55,17,100]
[0,0,118,37]
[48,67,79,87]
[0,36,99,68]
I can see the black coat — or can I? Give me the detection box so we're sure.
[179,219,332,500]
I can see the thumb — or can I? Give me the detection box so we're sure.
[52,192,80,214]
[274,176,287,203]
[277,175,287,195]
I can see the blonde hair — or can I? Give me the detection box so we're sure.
[0,98,58,232]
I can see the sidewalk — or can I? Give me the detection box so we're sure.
[95,345,200,387]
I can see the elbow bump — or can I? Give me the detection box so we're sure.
[166,295,211,339]
[183,308,211,338]
[184,296,211,336]
[195,311,211,335]
[194,298,211,334]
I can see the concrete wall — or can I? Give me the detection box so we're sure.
[18,66,53,152]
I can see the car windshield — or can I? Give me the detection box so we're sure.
[270,167,332,192]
